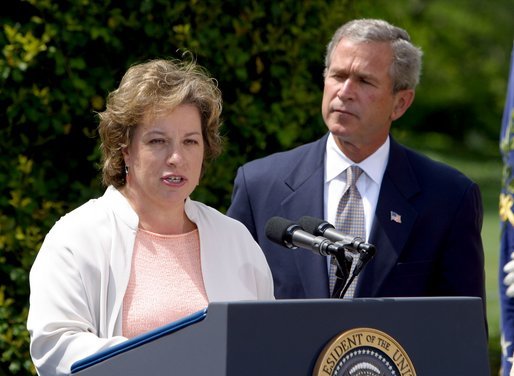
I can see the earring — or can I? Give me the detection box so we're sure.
[125,166,129,175]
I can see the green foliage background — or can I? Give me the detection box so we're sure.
[0,0,512,374]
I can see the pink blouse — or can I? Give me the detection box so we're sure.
[122,228,208,338]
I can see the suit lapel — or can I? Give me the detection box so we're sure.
[280,134,329,297]
[281,134,328,219]
[357,138,420,297]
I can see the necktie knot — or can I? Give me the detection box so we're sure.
[346,165,363,188]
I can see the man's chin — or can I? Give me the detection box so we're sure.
[327,124,354,139]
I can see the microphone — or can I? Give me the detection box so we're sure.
[265,216,342,256]
[298,216,375,254]
[298,215,377,283]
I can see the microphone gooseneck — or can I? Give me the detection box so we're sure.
[298,216,375,254]
[265,216,342,256]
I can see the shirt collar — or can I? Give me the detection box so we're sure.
[325,133,390,185]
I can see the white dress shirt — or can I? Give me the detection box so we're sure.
[323,134,390,241]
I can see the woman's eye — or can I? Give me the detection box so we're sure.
[149,139,165,144]
[184,139,199,145]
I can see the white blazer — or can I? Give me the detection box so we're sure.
[27,186,274,376]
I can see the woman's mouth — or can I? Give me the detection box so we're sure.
[162,175,185,184]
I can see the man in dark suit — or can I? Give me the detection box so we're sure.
[227,19,486,304]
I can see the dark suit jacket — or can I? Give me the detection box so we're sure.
[227,134,486,304]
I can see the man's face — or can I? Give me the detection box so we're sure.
[322,38,414,161]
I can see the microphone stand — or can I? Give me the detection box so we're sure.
[332,243,377,299]
[330,247,353,299]
[336,273,356,299]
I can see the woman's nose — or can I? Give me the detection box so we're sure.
[166,145,184,166]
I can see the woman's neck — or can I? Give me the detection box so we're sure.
[120,186,196,235]
[137,209,196,235]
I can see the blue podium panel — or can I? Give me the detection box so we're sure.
[72,297,489,375]
[71,308,208,374]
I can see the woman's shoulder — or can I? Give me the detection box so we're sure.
[46,187,134,241]
[55,195,108,228]
[186,199,255,239]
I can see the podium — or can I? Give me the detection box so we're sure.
[71,297,489,375]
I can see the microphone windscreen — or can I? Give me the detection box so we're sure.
[298,216,325,235]
[265,216,295,243]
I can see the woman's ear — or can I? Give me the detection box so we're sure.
[121,146,131,167]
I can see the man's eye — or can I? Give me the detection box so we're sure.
[360,78,374,85]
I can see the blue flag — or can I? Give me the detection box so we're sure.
[499,43,514,376]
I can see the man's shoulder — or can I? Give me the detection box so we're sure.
[397,142,476,186]
[242,135,327,171]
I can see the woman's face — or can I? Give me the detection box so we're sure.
[122,104,204,213]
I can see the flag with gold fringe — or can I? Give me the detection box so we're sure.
[499,43,514,376]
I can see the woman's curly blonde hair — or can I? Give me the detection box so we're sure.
[98,58,223,188]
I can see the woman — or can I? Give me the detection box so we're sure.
[27,58,274,376]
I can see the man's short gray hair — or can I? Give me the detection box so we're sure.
[324,19,423,92]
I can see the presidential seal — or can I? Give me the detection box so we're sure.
[313,328,416,376]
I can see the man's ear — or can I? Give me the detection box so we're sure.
[391,89,415,121]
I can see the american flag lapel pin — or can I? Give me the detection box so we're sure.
[390,211,402,224]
